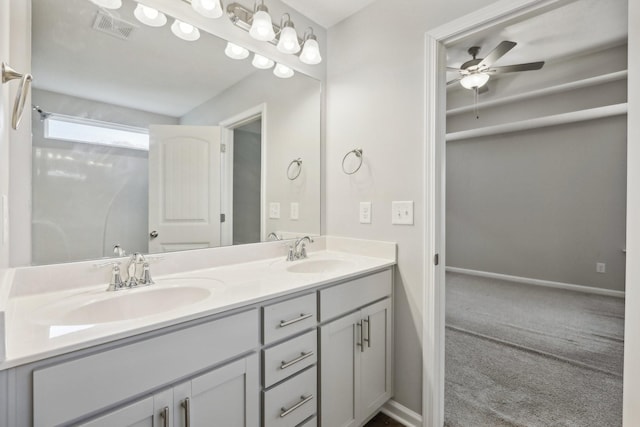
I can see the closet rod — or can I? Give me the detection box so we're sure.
[446,103,628,142]
[446,70,628,116]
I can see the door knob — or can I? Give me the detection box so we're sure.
[150,230,159,239]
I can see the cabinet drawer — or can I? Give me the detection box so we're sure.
[319,269,392,321]
[264,330,317,388]
[263,293,317,344]
[263,367,317,427]
[298,416,317,426]
[33,309,259,427]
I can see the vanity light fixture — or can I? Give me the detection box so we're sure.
[460,72,490,90]
[227,2,321,66]
[191,0,223,19]
[277,14,300,54]
[249,0,276,41]
[133,4,167,27]
[252,53,275,69]
[171,19,201,41]
[89,0,122,9]
[273,63,294,79]
[299,28,322,65]
[225,42,250,60]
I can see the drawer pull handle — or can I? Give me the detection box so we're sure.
[280,313,313,328]
[181,397,191,427]
[159,406,169,427]
[281,351,314,370]
[357,321,364,352]
[280,394,314,418]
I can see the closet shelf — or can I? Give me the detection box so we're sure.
[446,103,628,142]
[446,70,628,116]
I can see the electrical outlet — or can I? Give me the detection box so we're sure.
[359,202,372,224]
[269,202,281,219]
[290,202,299,220]
[391,201,414,225]
[596,262,606,274]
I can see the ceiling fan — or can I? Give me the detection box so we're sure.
[447,41,545,92]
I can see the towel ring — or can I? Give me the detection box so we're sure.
[342,148,363,175]
[287,158,303,180]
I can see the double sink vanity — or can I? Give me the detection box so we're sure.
[0,236,396,427]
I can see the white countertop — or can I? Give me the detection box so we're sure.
[0,237,396,370]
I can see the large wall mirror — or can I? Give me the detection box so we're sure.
[30,0,321,265]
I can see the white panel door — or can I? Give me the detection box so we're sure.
[148,125,221,253]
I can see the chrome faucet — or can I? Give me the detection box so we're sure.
[287,236,314,261]
[97,253,159,291]
[267,232,281,241]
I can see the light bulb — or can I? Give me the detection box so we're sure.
[224,42,250,60]
[90,0,122,9]
[171,19,200,41]
[192,0,222,19]
[460,73,490,89]
[249,9,276,41]
[300,38,322,65]
[273,63,294,79]
[277,25,300,54]
[252,53,274,69]
[134,4,167,27]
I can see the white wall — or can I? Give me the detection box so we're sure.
[446,46,627,292]
[623,1,640,424]
[30,89,178,264]
[181,71,321,239]
[325,0,497,414]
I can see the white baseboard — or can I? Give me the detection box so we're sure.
[381,400,423,427]
[446,267,625,298]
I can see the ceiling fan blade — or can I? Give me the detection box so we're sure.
[488,61,545,74]
[477,41,517,68]
[478,85,489,94]
[446,66,461,71]
[447,78,461,86]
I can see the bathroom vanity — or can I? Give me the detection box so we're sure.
[0,237,395,426]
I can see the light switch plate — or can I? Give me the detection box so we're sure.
[392,201,414,225]
[290,202,299,220]
[269,202,281,219]
[359,202,372,224]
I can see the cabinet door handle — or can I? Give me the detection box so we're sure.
[279,313,313,328]
[181,397,191,427]
[357,321,364,352]
[159,406,169,427]
[280,351,314,370]
[363,316,371,348]
[280,395,313,418]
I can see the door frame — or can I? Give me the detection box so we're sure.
[219,103,267,246]
[421,0,604,426]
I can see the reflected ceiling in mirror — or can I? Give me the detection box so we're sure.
[29,0,321,266]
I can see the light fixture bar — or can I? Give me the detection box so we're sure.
[226,2,303,47]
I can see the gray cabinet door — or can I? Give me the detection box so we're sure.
[173,353,260,427]
[320,311,361,427]
[77,397,155,427]
[360,298,392,418]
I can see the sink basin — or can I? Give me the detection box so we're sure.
[37,286,212,326]
[286,259,355,274]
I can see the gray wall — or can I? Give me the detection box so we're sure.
[181,70,321,238]
[325,0,497,414]
[31,89,178,264]
[233,126,262,245]
[446,46,627,292]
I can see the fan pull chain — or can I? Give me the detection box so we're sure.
[474,87,480,119]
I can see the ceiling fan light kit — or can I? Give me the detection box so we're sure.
[448,41,545,92]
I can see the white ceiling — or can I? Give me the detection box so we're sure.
[280,0,376,28]
[446,0,627,74]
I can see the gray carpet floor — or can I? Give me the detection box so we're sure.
[445,272,624,427]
